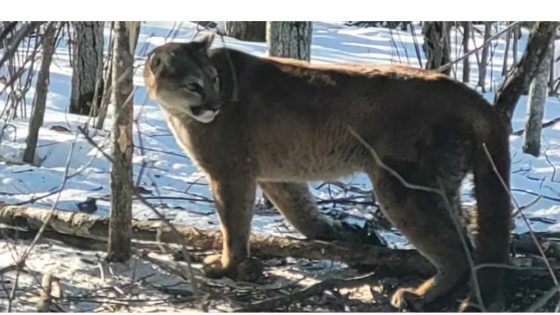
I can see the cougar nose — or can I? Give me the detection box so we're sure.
[210,102,223,111]
[206,94,223,110]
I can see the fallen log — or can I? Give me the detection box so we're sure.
[0,204,559,285]
[0,204,434,277]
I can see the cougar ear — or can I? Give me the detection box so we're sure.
[193,32,215,52]
[148,52,162,73]
[147,51,170,77]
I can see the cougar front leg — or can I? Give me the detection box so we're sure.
[204,176,262,281]
[259,181,371,244]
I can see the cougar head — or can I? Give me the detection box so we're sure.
[144,33,222,123]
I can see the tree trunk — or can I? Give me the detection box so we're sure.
[421,22,451,75]
[69,22,104,116]
[512,24,520,64]
[549,40,556,96]
[523,42,553,157]
[225,21,266,42]
[502,24,512,76]
[107,21,135,262]
[94,29,113,131]
[462,22,471,83]
[494,22,559,129]
[0,204,434,277]
[22,22,58,164]
[264,21,312,206]
[267,22,312,61]
[477,22,492,92]
[95,22,140,130]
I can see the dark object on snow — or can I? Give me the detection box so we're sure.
[76,197,97,214]
[49,125,71,133]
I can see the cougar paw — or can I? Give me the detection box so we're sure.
[458,295,504,312]
[236,257,264,282]
[391,287,424,312]
[458,298,481,312]
[202,254,224,275]
[202,255,264,282]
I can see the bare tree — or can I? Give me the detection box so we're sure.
[23,23,58,164]
[225,21,266,42]
[476,22,492,92]
[94,26,114,130]
[462,22,471,83]
[262,21,312,207]
[266,22,312,61]
[502,23,512,76]
[523,42,553,157]
[0,22,42,120]
[549,40,557,96]
[95,22,140,130]
[512,24,520,64]
[494,22,559,129]
[69,22,104,116]
[107,21,136,263]
[422,22,451,75]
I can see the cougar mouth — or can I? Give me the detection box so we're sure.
[190,104,221,123]
[191,105,216,116]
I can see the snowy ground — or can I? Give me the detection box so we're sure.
[1,21,560,311]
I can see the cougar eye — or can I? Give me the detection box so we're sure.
[184,83,203,94]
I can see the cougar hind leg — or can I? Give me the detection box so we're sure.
[258,181,376,244]
[367,161,470,310]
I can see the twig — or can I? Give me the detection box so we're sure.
[525,285,559,312]
[0,264,17,276]
[13,189,60,206]
[137,252,197,288]
[511,188,560,203]
[237,272,377,312]
[513,195,543,217]
[7,263,22,312]
[77,126,115,164]
[512,116,560,136]
[543,147,559,183]
[135,146,188,159]
[137,196,212,203]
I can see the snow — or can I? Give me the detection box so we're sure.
[1,21,560,310]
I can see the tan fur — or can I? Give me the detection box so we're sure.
[144,34,511,311]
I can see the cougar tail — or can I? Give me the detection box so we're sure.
[471,121,511,311]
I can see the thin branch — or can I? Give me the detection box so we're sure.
[437,21,521,73]
[525,285,559,312]
[512,116,560,136]
[0,22,41,69]
[237,272,377,312]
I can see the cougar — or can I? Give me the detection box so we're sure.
[144,33,511,311]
